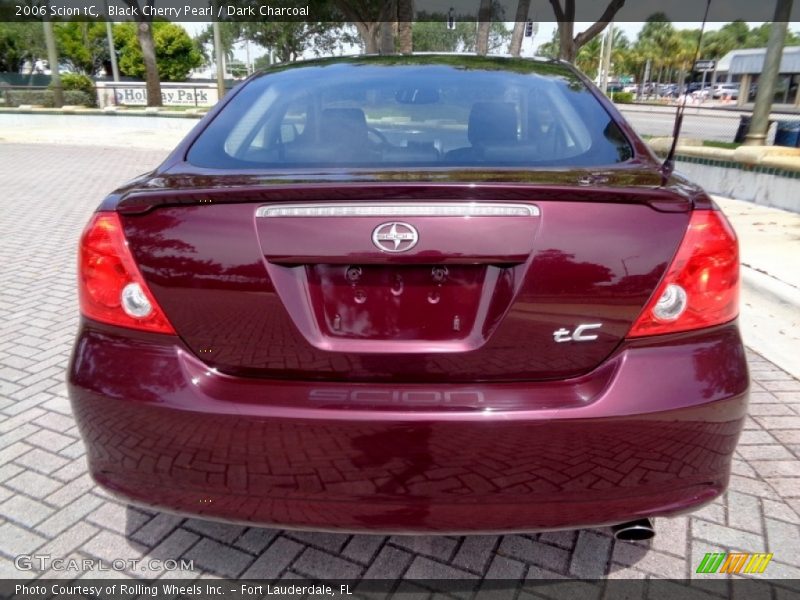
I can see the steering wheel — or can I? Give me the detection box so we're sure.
[367,126,390,148]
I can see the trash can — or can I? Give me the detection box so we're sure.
[733,115,751,143]
[774,120,800,147]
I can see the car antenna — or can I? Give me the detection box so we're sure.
[662,0,712,179]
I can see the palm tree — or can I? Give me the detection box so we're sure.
[634,15,678,92]
[476,0,492,55]
[508,0,532,57]
[122,0,162,107]
[397,0,413,53]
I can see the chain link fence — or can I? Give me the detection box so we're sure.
[616,103,800,147]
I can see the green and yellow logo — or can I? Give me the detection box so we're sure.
[696,552,773,574]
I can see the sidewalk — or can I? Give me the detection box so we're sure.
[621,101,800,117]
[715,197,800,379]
[0,112,194,149]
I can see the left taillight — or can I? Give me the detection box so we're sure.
[78,212,175,334]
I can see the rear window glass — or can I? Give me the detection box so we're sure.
[187,58,633,169]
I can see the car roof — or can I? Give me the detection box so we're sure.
[252,53,579,81]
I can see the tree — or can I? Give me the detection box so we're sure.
[602,18,800,95]
[745,23,800,49]
[547,0,625,62]
[745,24,774,48]
[412,21,463,52]
[137,22,160,105]
[508,0,531,57]
[116,0,163,106]
[539,25,632,80]
[195,22,243,67]
[0,22,45,73]
[670,28,700,87]
[536,28,559,58]
[634,15,678,85]
[476,0,493,55]
[114,22,203,82]
[242,22,356,63]
[474,22,511,53]
[54,22,109,76]
[226,60,248,78]
[253,54,273,71]
[397,0,413,54]
[380,2,397,53]
[153,23,203,80]
[699,24,742,60]
[412,20,508,53]
[333,0,397,53]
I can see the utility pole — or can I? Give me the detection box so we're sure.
[42,20,62,107]
[105,18,120,82]
[597,28,605,84]
[508,0,531,57]
[245,38,251,75]
[600,22,614,94]
[744,0,792,145]
[640,58,651,100]
[212,19,225,100]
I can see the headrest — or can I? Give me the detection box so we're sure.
[468,102,518,145]
[320,108,368,143]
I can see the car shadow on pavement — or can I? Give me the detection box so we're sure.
[124,506,651,579]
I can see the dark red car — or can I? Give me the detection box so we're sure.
[69,56,747,540]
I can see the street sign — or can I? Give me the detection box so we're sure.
[620,75,633,84]
[694,60,716,72]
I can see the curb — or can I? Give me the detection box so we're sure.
[0,107,205,119]
[740,266,800,380]
[742,267,800,314]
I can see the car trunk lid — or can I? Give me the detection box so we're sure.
[120,180,690,383]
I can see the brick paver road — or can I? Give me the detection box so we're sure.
[1,143,799,585]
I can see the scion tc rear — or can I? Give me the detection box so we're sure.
[68,56,748,534]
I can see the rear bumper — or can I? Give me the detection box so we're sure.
[68,320,749,533]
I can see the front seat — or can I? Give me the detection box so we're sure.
[320,108,369,146]
[446,102,518,162]
[285,107,378,163]
[320,108,381,162]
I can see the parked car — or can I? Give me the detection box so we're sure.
[713,83,740,99]
[640,82,656,95]
[69,55,747,540]
[686,82,713,99]
[658,83,680,98]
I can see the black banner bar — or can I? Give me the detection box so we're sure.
[3,579,800,600]
[2,0,800,23]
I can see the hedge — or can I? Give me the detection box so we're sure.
[610,92,635,104]
[59,73,97,106]
[3,89,95,108]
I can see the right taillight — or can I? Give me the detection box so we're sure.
[78,212,175,334]
[627,209,739,337]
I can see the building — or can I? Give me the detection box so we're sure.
[715,46,800,107]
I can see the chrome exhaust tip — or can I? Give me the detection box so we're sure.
[612,518,655,541]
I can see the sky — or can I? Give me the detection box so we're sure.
[182,21,800,68]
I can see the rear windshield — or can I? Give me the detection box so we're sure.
[187,58,634,169]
